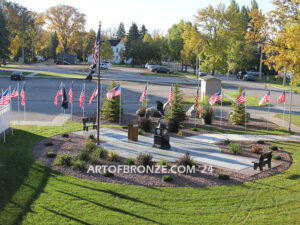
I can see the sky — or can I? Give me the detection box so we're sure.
[13,0,276,34]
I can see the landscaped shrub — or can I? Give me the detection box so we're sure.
[92,147,108,159]
[84,139,96,152]
[269,145,278,150]
[72,160,86,171]
[177,130,184,136]
[125,158,135,165]
[53,154,73,167]
[103,171,114,177]
[138,118,152,132]
[272,155,281,160]
[229,143,243,155]
[192,127,199,131]
[257,140,265,144]
[138,128,144,135]
[219,173,230,180]
[165,83,186,122]
[107,152,118,162]
[162,175,173,182]
[251,145,262,154]
[78,150,91,161]
[223,139,231,146]
[88,134,95,140]
[44,141,53,146]
[229,87,249,125]
[46,152,57,158]
[177,152,194,167]
[158,159,170,167]
[102,81,122,122]
[61,133,69,138]
[168,118,180,132]
[136,153,153,166]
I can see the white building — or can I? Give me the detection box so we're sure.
[88,40,131,64]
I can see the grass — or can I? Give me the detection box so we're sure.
[226,92,270,107]
[0,62,22,68]
[0,121,299,224]
[0,70,33,76]
[35,71,86,78]
[257,76,300,93]
[275,114,300,127]
[183,95,232,106]
[141,72,183,78]
[187,125,293,135]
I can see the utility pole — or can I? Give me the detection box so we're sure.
[97,22,102,146]
[259,44,263,80]
[288,73,293,132]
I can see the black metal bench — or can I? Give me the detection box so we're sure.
[82,117,97,132]
[252,152,272,171]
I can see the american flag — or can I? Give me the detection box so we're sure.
[236,90,246,106]
[194,87,200,107]
[11,85,19,99]
[20,83,25,106]
[0,93,3,106]
[89,87,98,104]
[259,90,271,106]
[68,82,73,104]
[107,84,121,101]
[2,89,11,105]
[277,90,286,104]
[139,83,148,102]
[79,85,85,109]
[168,84,173,106]
[86,27,101,81]
[208,89,222,106]
[54,83,63,106]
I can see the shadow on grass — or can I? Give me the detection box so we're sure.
[0,130,52,225]
[56,190,164,224]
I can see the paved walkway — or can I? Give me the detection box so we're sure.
[12,113,70,126]
[73,128,299,173]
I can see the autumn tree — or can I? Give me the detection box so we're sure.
[0,7,9,65]
[263,0,300,86]
[101,40,114,61]
[49,31,58,60]
[45,5,86,63]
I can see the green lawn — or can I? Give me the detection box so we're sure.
[275,114,300,127]
[35,71,86,78]
[257,76,300,93]
[0,121,299,224]
[226,92,270,107]
[0,70,33,76]
[183,95,232,106]
[0,62,22,68]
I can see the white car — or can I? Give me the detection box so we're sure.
[247,70,264,76]
[100,63,108,69]
[102,61,112,67]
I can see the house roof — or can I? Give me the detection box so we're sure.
[101,40,122,47]
[199,75,222,81]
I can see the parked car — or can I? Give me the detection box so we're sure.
[237,71,247,79]
[102,61,112,67]
[199,72,207,76]
[148,64,159,70]
[56,61,71,65]
[247,70,264,76]
[11,71,24,80]
[100,63,108,69]
[145,62,156,69]
[243,74,255,81]
[151,66,171,74]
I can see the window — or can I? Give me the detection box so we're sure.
[116,48,118,53]
[116,56,118,60]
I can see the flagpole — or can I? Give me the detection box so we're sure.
[17,82,20,128]
[1,89,5,143]
[193,85,198,128]
[171,83,173,120]
[71,81,73,121]
[9,86,13,136]
[266,90,271,130]
[97,21,102,146]
[220,89,223,128]
[145,81,148,118]
[83,83,85,118]
[283,98,286,127]
[119,85,121,125]
[24,82,26,122]
[245,91,247,131]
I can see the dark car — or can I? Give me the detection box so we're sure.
[11,71,24,80]
[151,66,171,74]
[243,74,255,81]
[237,71,247,79]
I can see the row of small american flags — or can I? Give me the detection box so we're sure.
[53,82,121,110]
[0,83,26,106]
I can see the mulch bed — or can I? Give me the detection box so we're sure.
[32,132,292,187]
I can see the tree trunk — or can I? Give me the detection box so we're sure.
[181,63,183,71]
[22,44,25,64]
[283,67,287,86]
[184,64,187,72]
[212,70,215,75]
[259,45,263,80]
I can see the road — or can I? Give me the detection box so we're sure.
[1,64,299,125]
